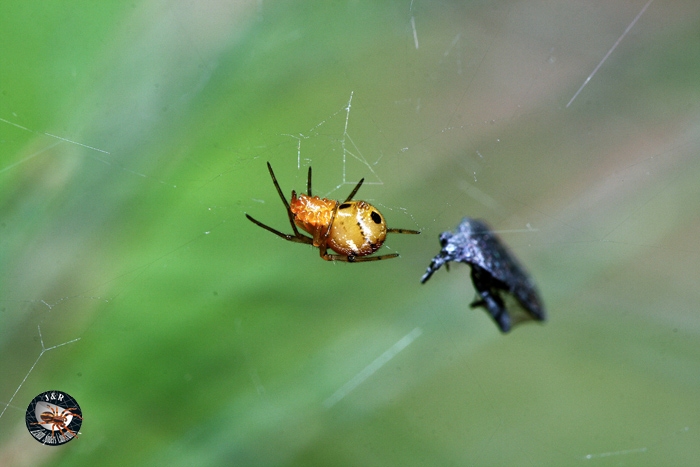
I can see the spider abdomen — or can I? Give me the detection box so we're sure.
[328,201,388,256]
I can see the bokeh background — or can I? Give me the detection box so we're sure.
[2,1,700,465]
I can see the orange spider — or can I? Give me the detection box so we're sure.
[33,404,82,440]
[246,162,420,262]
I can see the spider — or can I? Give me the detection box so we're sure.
[246,162,420,262]
[32,404,82,440]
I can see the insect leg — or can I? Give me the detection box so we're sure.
[420,253,450,283]
[470,266,511,332]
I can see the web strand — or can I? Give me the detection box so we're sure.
[0,326,80,420]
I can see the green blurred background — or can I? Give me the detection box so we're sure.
[2,1,700,465]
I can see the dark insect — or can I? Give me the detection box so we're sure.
[420,218,545,333]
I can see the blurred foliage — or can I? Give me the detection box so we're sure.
[2,1,700,466]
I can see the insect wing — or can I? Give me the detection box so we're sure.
[464,219,545,320]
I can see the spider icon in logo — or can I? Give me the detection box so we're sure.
[25,391,82,445]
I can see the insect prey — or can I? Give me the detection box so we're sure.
[421,217,546,333]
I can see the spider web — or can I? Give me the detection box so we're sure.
[282,91,386,195]
[2,0,700,465]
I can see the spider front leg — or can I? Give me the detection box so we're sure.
[54,424,79,440]
[263,162,307,238]
[347,253,400,262]
[245,214,313,245]
[387,228,421,235]
[245,162,314,245]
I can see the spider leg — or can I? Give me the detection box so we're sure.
[64,409,82,421]
[307,166,312,196]
[60,422,80,438]
[317,242,399,262]
[343,177,365,202]
[51,423,67,440]
[318,242,333,261]
[387,228,421,234]
[265,162,304,237]
[245,214,313,245]
[54,423,79,440]
[346,253,400,262]
[266,162,291,211]
[330,253,401,262]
